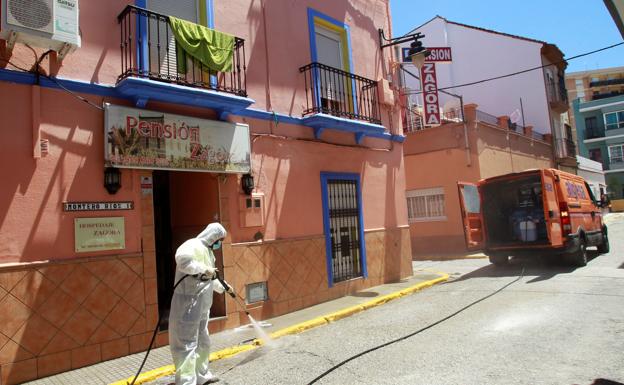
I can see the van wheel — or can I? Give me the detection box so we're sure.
[489,255,509,266]
[571,239,588,267]
[597,228,610,254]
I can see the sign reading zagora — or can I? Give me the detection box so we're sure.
[104,104,251,173]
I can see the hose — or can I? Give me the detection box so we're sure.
[128,271,244,385]
[128,274,191,385]
[306,267,526,384]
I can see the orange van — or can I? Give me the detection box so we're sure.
[458,168,609,267]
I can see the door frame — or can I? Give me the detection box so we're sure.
[320,172,368,287]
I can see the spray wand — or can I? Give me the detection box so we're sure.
[213,270,249,315]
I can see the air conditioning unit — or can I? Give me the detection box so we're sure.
[0,0,80,59]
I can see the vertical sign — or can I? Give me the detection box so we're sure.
[421,63,441,126]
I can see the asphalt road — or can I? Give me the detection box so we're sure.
[206,214,624,385]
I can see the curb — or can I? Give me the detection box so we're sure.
[110,272,449,385]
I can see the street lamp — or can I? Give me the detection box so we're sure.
[104,167,121,194]
[378,29,430,68]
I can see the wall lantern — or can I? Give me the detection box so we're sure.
[241,173,254,195]
[104,167,121,194]
[378,29,430,68]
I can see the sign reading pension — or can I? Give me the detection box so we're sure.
[74,217,125,253]
[104,104,251,173]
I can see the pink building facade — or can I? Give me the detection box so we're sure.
[0,1,412,383]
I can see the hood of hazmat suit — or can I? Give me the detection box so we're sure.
[169,223,227,385]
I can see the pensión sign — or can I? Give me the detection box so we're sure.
[421,62,441,126]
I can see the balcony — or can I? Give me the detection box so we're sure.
[585,128,605,140]
[116,5,252,112]
[593,90,624,100]
[555,138,577,159]
[589,78,624,87]
[546,78,568,113]
[299,62,384,138]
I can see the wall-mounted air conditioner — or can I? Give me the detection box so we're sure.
[0,0,80,59]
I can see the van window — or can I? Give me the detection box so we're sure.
[460,185,480,213]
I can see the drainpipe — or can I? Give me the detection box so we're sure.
[460,96,471,167]
[260,0,273,134]
[32,85,41,158]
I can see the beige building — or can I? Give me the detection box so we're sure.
[565,66,624,138]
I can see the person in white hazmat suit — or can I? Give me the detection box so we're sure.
[169,222,234,385]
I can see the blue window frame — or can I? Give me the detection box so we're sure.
[320,172,368,287]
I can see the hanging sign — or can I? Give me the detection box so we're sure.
[402,47,453,63]
[104,104,251,173]
[64,201,134,212]
[74,217,125,252]
[421,62,441,126]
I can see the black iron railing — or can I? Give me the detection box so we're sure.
[589,78,624,87]
[586,128,605,139]
[300,62,380,124]
[555,138,576,158]
[593,90,624,100]
[547,77,568,105]
[326,179,363,283]
[117,5,247,97]
[476,109,499,126]
[532,131,546,141]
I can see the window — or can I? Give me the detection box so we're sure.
[608,145,624,164]
[406,187,446,222]
[589,148,603,163]
[604,111,624,130]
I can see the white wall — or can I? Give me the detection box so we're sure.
[402,17,553,134]
[577,155,607,198]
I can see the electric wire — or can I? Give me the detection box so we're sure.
[1,50,104,111]
[306,267,526,385]
[403,41,624,95]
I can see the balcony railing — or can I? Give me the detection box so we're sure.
[586,128,605,140]
[300,62,380,124]
[555,138,576,158]
[593,90,624,100]
[117,5,247,97]
[547,79,568,106]
[475,109,499,126]
[589,78,624,87]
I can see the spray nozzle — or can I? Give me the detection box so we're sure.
[214,270,236,298]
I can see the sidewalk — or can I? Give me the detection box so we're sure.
[23,268,449,385]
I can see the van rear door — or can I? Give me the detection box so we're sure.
[458,182,485,251]
[541,170,563,247]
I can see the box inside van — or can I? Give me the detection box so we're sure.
[458,168,609,267]
[481,174,547,247]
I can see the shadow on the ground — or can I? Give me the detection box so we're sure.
[348,291,378,298]
[444,251,600,284]
[585,379,624,385]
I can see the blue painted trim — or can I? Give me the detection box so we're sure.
[306,8,358,116]
[0,68,403,143]
[319,173,334,287]
[320,172,368,287]
[206,0,218,88]
[116,77,254,112]
[206,0,214,27]
[135,0,148,74]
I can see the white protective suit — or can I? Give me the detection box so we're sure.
[169,223,228,385]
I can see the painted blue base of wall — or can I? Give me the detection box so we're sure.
[0,68,405,143]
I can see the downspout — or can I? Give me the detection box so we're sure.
[32,85,41,158]
[260,0,273,134]
[460,95,471,167]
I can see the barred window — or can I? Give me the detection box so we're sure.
[406,187,446,222]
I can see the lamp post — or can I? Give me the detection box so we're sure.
[104,167,121,194]
[378,29,430,67]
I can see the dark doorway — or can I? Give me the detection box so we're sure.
[153,170,174,330]
[152,170,225,331]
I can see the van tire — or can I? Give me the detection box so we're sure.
[489,254,509,266]
[571,238,588,267]
[597,228,609,254]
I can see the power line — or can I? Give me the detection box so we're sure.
[1,56,103,110]
[404,41,624,94]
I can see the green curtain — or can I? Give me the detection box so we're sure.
[168,16,235,73]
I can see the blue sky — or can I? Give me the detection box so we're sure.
[389,0,624,73]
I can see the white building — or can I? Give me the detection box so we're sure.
[399,16,576,171]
